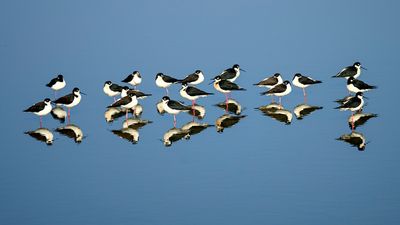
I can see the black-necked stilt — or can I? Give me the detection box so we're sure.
[107,92,138,120]
[292,73,322,101]
[254,73,283,88]
[56,124,84,143]
[337,131,367,151]
[122,118,152,129]
[24,98,52,127]
[112,128,139,144]
[180,70,205,85]
[348,112,378,130]
[180,83,213,108]
[335,95,353,105]
[122,71,142,88]
[181,121,213,139]
[155,73,181,96]
[293,104,323,120]
[162,127,189,147]
[347,76,377,93]
[103,81,123,102]
[215,114,246,133]
[335,92,365,130]
[25,128,54,145]
[332,62,366,79]
[161,96,192,127]
[54,87,85,122]
[212,76,245,103]
[46,74,66,98]
[214,64,245,82]
[121,86,152,99]
[51,106,67,123]
[260,80,292,106]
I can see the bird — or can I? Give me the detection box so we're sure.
[111,128,139,144]
[24,98,52,127]
[56,124,84,143]
[46,74,66,98]
[103,81,123,102]
[162,127,189,147]
[122,71,142,89]
[212,76,245,103]
[213,64,245,82]
[161,96,192,127]
[107,92,138,120]
[332,62,366,79]
[347,112,378,130]
[121,86,152,99]
[25,128,54,145]
[293,104,323,120]
[50,106,67,123]
[264,108,293,125]
[54,87,85,122]
[292,73,322,101]
[186,104,206,120]
[254,73,283,88]
[179,70,205,85]
[347,76,377,93]
[155,73,181,96]
[181,121,213,139]
[337,131,367,151]
[122,118,152,129]
[179,83,213,107]
[260,80,292,107]
[215,114,246,133]
[335,92,365,130]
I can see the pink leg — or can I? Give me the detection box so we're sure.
[351,113,355,131]
[279,97,282,108]
[303,88,307,103]
[125,110,128,120]
[173,115,177,127]
[40,116,42,128]
[191,100,196,116]
[67,108,71,124]
[166,88,169,96]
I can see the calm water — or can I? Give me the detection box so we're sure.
[1,1,399,225]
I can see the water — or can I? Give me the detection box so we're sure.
[1,1,399,224]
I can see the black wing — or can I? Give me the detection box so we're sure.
[54,93,74,105]
[221,115,246,128]
[299,76,322,85]
[254,77,278,86]
[352,79,376,89]
[122,75,133,83]
[46,77,58,87]
[186,86,213,96]
[220,68,236,80]
[334,66,357,78]
[110,83,123,92]
[337,97,361,109]
[168,100,191,110]
[108,96,132,108]
[219,80,245,91]
[181,73,199,84]
[25,131,47,143]
[299,106,323,117]
[55,127,76,139]
[263,83,287,94]
[163,75,181,83]
[127,90,152,98]
[24,101,46,112]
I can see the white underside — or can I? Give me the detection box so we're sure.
[33,128,54,144]
[189,74,204,85]
[347,84,367,93]
[51,81,66,91]
[273,84,292,97]
[156,77,172,88]
[162,102,182,115]
[129,76,142,86]
[103,85,120,97]
[121,97,138,109]
[64,124,83,142]
[214,82,230,94]
[34,103,52,116]
[292,77,309,88]
[64,94,81,108]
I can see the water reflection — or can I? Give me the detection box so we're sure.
[215,114,246,133]
[25,127,54,145]
[51,106,67,123]
[293,104,323,120]
[105,107,125,123]
[186,104,206,120]
[257,103,292,125]
[162,127,189,147]
[122,118,152,129]
[111,127,139,144]
[347,112,378,130]
[181,121,213,139]
[156,100,165,115]
[56,124,84,143]
[336,131,367,151]
[215,99,242,115]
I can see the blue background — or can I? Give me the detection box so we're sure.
[0,0,399,224]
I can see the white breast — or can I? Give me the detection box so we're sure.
[156,76,171,88]
[275,84,292,97]
[35,103,52,116]
[65,94,81,108]
[52,80,66,91]
[292,77,308,88]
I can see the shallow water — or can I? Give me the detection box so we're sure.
[1,1,399,225]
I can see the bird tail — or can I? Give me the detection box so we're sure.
[314,80,322,84]
[238,88,246,91]
[45,83,52,87]
[260,91,269,95]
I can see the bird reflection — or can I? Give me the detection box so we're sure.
[293,104,323,120]
[215,99,242,115]
[25,127,54,145]
[181,121,213,139]
[186,104,206,120]
[122,118,152,129]
[337,131,367,151]
[51,106,67,123]
[156,100,165,115]
[105,107,125,123]
[348,112,378,130]
[162,127,189,147]
[111,127,139,144]
[257,103,292,125]
[56,124,84,143]
[215,114,246,133]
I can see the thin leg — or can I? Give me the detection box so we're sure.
[113,97,116,102]
[125,110,128,120]
[279,97,282,108]
[351,113,355,131]
[303,88,307,103]
[166,88,169,96]
[173,115,177,127]
[67,108,71,124]
[54,91,57,100]
[40,116,42,128]
[271,95,275,103]
[225,93,228,103]
[192,100,196,116]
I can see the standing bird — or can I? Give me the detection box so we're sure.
[335,92,365,130]
[179,83,213,107]
[213,64,245,82]
[107,92,138,120]
[24,98,52,127]
[292,73,322,101]
[103,81,123,102]
[46,74,66,98]
[332,62,366,79]
[155,73,181,96]
[179,70,205,85]
[254,73,283,102]
[261,80,292,107]
[347,76,377,93]
[122,71,142,89]
[54,87,85,122]
[161,96,192,127]
[121,86,152,99]
[212,76,245,103]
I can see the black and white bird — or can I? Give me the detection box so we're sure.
[121,86,152,99]
[112,128,139,144]
[332,62,366,79]
[155,73,181,96]
[215,114,246,133]
[51,106,67,123]
[161,96,192,127]
[335,92,365,130]
[122,71,142,88]
[103,81,123,102]
[260,80,292,106]
[46,74,66,97]
[254,73,283,88]
[24,98,52,127]
[181,121,213,139]
[337,131,367,151]
[179,70,205,85]
[180,83,213,106]
[56,124,84,143]
[162,127,189,147]
[348,112,378,130]
[293,104,323,120]
[292,73,322,100]
[25,128,54,145]
[347,76,377,93]
[212,76,245,102]
[213,64,245,82]
[54,87,85,122]
[108,92,138,120]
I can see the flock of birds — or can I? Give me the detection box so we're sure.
[23,62,377,148]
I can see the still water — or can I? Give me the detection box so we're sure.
[1,1,399,225]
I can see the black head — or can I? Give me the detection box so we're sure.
[233,64,240,69]
[356,92,363,97]
[57,74,63,79]
[348,76,355,82]
[181,82,188,88]
[105,81,112,85]
[44,98,51,103]
[273,73,281,77]
[122,86,130,91]
[293,73,302,79]
[133,71,139,75]
[195,70,202,74]
[162,96,170,102]
[155,73,164,80]
[283,80,290,85]
[73,87,80,94]
[353,62,361,67]
[128,92,136,97]
[214,76,222,81]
